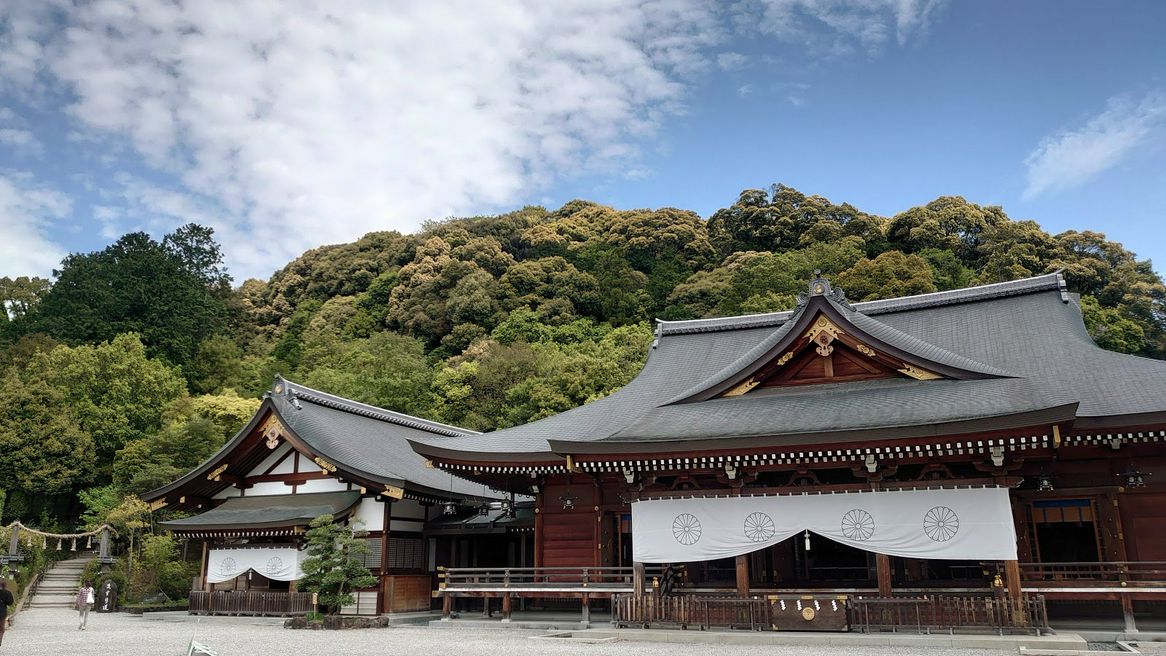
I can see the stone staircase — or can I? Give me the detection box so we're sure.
[26,553,94,609]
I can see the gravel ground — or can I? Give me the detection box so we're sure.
[2,608,1017,656]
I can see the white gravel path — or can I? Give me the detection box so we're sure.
[2,607,1016,656]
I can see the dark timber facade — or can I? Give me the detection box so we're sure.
[411,273,1166,631]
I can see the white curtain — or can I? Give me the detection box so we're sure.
[631,487,1017,563]
[206,546,304,583]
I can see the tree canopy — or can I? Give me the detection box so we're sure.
[1,184,1164,531]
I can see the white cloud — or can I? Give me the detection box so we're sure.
[0,1,722,280]
[0,173,69,277]
[0,128,41,155]
[0,106,42,155]
[744,0,946,55]
[1023,92,1166,200]
[738,84,755,97]
[718,52,750,71]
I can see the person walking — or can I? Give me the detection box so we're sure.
[0,580,14,646]
[75,580,94,630]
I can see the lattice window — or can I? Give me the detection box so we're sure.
[387,536,426,571]
[357,537,383,569]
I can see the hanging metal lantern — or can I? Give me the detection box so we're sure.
[442,500,459,516]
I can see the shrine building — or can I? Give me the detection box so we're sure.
[141,379,529,616]
[409,272,1166,631]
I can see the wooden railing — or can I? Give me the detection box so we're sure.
[1019,561,1166,586]
[612,594,769,630]
[440,566,664,591]
[850,595,1048,634]
[189,591,315,616]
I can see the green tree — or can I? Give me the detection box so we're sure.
[0,276,50,325]
[23,334,187,469]
[835,251,938,301]
[135,534,195,600]
[707,184,885,256]
[0,373,96,495]
[22,225,234,376]
[299,514,378,614]
[1080,296,1146,354]
[886,196,1006,264]
[296,332,434,415]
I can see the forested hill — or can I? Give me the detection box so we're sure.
[1,184,1164,526]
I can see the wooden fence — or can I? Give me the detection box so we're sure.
[612,594,768,630]
[849,595,1048,634]
[188,591,315,616]
[612,593,1048,634]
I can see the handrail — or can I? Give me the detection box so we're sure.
[1019,561,1166,584]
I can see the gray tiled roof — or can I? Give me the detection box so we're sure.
[410,273,1166,457]
[160,491,360,530]
[272,378,491,498]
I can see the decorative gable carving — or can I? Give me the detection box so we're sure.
[721,310,944,395]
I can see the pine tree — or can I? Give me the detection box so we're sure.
[298,514,377,614]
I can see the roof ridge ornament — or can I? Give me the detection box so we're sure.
[807,271,854,311]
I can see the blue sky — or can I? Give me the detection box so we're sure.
[1,1,1164,282]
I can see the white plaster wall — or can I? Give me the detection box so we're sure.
[394,498,427,520]
[212,486,242,500]
[246,482,290,496]
[389,519,424,533]
[352,497,385,531]
[296,477,349,493]
[247,442,294,477]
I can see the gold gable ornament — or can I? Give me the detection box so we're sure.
[898,365,942,380]
[261,416,284,449]
[207,464,229,481]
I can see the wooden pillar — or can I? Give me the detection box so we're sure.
[633,561,646,597]
[533,508,544,568]
[1121,594,1138,634]
[378,499,392,615]
[442,593,452,620]
[1003,559,1022,599]
[501,592,512,622]
[735,554,750,596]
[876,553,893,597]
[200,541,211,592]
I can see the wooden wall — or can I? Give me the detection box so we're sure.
[382,574,432,612]
[537,477,599,568]
[1120,491,1166,561]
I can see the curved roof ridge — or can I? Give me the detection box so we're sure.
[663,292,1014,404]
[656,272,1067,336]
[276,376,479,438]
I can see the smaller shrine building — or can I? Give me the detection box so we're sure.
[142,378,528,616]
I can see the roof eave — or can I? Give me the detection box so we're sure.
[548,402,1080,455]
